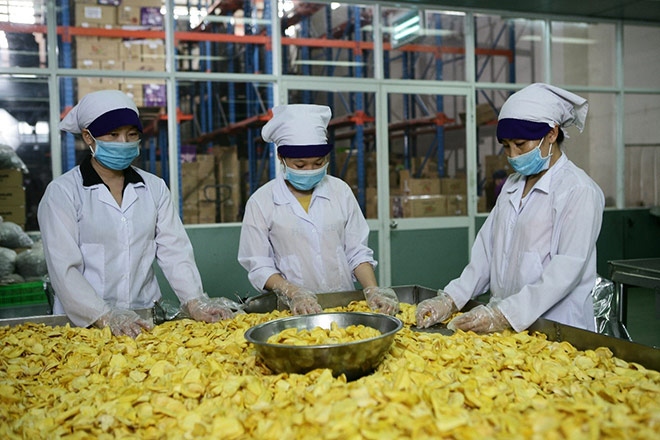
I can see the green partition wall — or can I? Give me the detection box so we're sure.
[158,208,659,301]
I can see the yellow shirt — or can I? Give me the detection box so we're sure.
[297,194,312,212]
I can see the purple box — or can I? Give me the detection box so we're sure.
[141,7,163,27]
[143,84,166,107]
[181,144,197,163]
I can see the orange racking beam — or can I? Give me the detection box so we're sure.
[0,23,512,60]
[186,111,271,144]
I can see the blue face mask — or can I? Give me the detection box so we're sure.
[90,138,141,170]
[507,138,552,176]
[284,162,328,191]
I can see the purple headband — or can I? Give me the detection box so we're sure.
[496,118,551,142]
[86,108,143,137]
[278,143,333,158]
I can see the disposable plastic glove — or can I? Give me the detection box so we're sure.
[95,308,154,338]
[446,304,510,333]
[415,290,458,328]
[274,283,322,315]
[182,296,242,323]
[363,286,400,315]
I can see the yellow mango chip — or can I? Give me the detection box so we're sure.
[0,301,658,439]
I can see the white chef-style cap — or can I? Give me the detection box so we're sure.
[262,104,333,158]
[496,83,588,142]
[59,89,143,136]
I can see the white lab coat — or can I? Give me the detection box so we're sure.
[37,157,204,327]
[238,173,375,294]
[445,154,604,331]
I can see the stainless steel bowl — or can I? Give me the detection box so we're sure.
[244,312,403,381]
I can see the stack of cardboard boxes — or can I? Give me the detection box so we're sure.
[0,169,26,229]
[483,153,514,211]
[394,170,469,218]
[74,0,166,106]
[334,150,473,219]
[180,146,242,224]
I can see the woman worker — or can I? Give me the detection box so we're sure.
[38,90,238,338]
[238,104,399,315]
[416,83,605,333]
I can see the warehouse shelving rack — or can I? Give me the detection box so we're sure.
[11,1,516,220]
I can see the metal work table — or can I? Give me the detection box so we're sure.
[608,258,660,331]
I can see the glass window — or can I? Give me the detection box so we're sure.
[475,89,506,212]
[175,79,273,224]
[286,88,378,218]
[551,21,616,87]
[175,0,271,74]
[388,92,468,218]
[381,9,466,81]
[281,2,375,78]
[58,0,165,72]
[0,75,50,231]
[624,24,660,88]
[0,0,47,69]
[624,94,660,207]
[474,15,544,84]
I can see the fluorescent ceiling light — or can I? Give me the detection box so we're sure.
[200,15,270,26]
[176,54,228,61]
[293,60,366,67]
[378,26,455,37]
[437,11,465,16]
[520,35,597,44]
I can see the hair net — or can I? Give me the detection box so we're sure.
[262,104,333,158]
[59,89,143,136]
[496,83,588,141]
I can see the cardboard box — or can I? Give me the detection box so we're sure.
[401,195,448,218]
[0,187,26,205]
[102,77,122,91]
[117,0,162,26]
[100,58,121,70]
[119,40,143,60]
[485,154,514,179]
[143,83,166,106]
[212,146,242,223]
[75,4,116,27]
[198,201,216,224]
[197,154,217,205]
[180,156,221,223]
[123,60,165,74]
[181,162,199,206]
[447,194,468,216]
[459,102,498,126]
[76,36,120,60]
[335,150,377,188]
[76,58,99,69]
[121,82,143,106]
[365,187,377,219]
[477,195,488,213]
[196,154,215,178]
[440,177,467,195]
[220,197,239,223]
[400,170,441,195]
[141,7,163,27]
[77,77,104,100]
[182,205,198,225]
[0,205,26,228]
[0,169,23,188]
[142,39,165,61]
